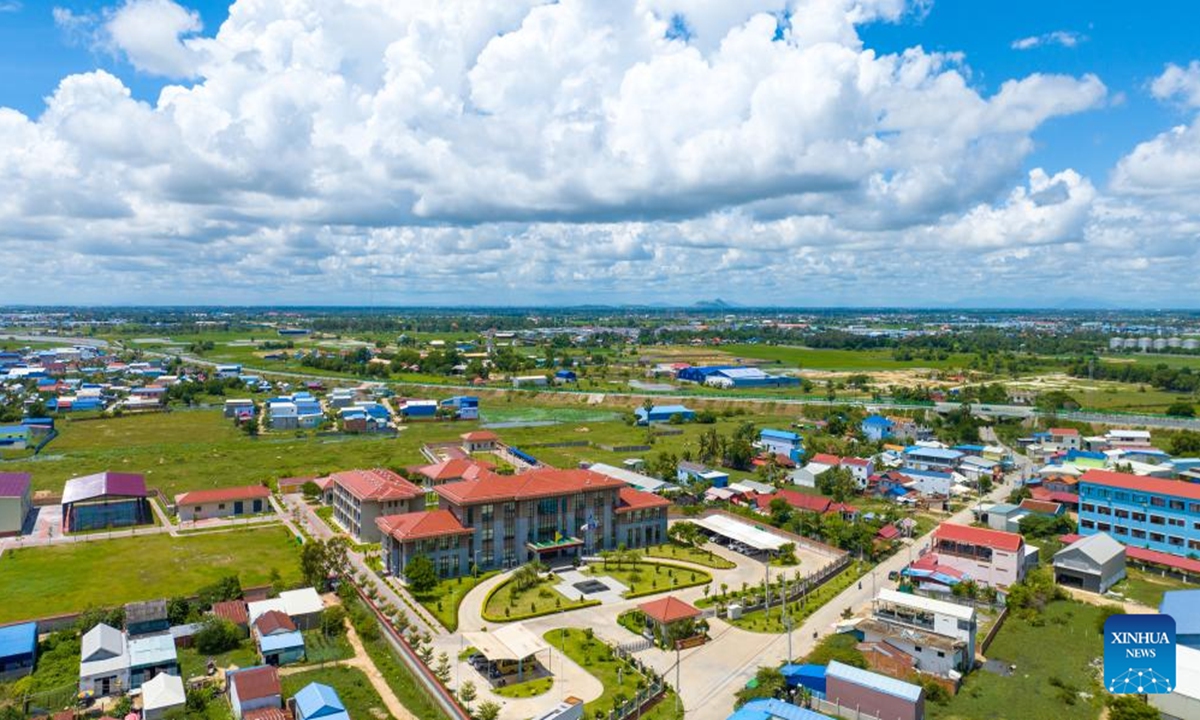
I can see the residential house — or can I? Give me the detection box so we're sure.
[441,396,479,420]
[824,661,925,720]
[862,589,977,677]
[125,600,170,637]
[141,671,186,720]
[228,666,282,720]
[290,683,350,720]
[677,461,729,487]
[903,468,955,497]
[127,633,179,689]
[175,485,271,522]
[1053,532,1126,594]
[328,468,425,542]
[0,622,37,680]
[861,415,894,441]
[1105,429,1152,448]
[1048,428,1081,450]
[759,429,803,462]
[62,471,149,533]
[79,624,130,696]
[909,523,1032,592]
[0,472,32,537]
[840,457,874,488]
[903,446,963,473]
[252,612,305,666]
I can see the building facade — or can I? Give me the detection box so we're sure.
[175,485,271,522]
[921,523,1030,590]
[328,469,425,542]
[0,473,32,537]
[1077,469,1200,557]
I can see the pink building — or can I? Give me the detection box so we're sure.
[921,523,1032,591]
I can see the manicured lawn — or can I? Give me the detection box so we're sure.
[178,641,259,679]
[1110,566,1198,608]
[347,596,451,720]
[0,526,302,623]
[303,630,355,663]
[587,561,712,598]
[493,676,554,698]
[412,571,499,632]
[644,542,736,569]
[544,628,682,720]
[483,574,595,622]
[930,601,1105,720]
[280,666,394,720]
[698,562,869,634]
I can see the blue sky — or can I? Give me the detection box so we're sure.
[0,0,1198,307]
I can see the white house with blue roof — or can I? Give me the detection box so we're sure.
[860,415,894,442]
[759,429,803,462]
[903,446,963,473]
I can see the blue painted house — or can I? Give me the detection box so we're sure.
[1078,469,1200,558]
[861,415,894,441]
[759,429,803,462]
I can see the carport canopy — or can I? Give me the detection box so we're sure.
[690,514,788,551]
[463,623,549,662]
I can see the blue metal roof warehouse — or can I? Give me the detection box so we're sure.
[0,622,37,679]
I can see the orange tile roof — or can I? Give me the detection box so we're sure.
[242,709,287,720]
[329,468,424,502]
[212,600,249,626]
[461,431,499,442]
[810,453,842,466]
[435,467,625,505]
[934,522,1023,552]
[1018,499,1062,515]
[416,458,494,483]
[1080,468,1200,502]
[615,486,671,514]
[376,510,473,541]
[638,595,701,624]
[1049,428,1080,436]
[175,484,270,506]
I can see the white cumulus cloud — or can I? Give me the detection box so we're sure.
[1011,30,1086,51]
[1151,61,1200,108]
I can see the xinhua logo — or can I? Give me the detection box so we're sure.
[1104,613,1176,694]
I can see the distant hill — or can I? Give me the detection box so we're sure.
[693,298,738,309]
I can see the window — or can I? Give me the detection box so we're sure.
[1132,512,1147,523]
[937,651,946,658]
[1081,519,1095,529]
[1190,539,1200,551]
[1170,500,1185,511]
[1131,529,1146,539]
[1097,522,1111,532]
[1169,518,1186,527]
[481,504,494,522]
[218,504,225,510]
[1115,509,1130,519]
[914,646,922,653]
[1081,503,1096,513]
[1113,525,1127,535]
[194,506,201,512]
[1168,536,1184,547]
[1190,503,1200,514]
[957,620,971,631]
[1097,506,1111,516]
[1150,497,1166,507]
[1150,533,1165,543]
[1150,515,1165,525]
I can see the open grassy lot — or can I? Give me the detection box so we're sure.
[178,641,258,679]
[644,542,736,569]
[0,526,302,623]
[1110,566,1198,608]
[699,562,870,634]
[412,571,500,631]
[303,630,355,663]
[482,574,596,622]
[279,666,394,720]
[587,561,712,598]
[493,676,554,698]
[930,600,1105,720]
[545,628,682,720]
[718,344,976,371]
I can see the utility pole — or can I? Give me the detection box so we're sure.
[675,644,682,716]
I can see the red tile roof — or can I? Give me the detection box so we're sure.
[329,468,424,502]
[810,454,842,466]
[376,510,473,541]
[1049,428,1080,436]
[435,467,625,505]
[829,502,859,515]
[841,457,871,467]
[230,666,280,702]
[416,459,493,483]
[242,709,287,720]
[461,431,499,442]
[1080,469,1200,502]
[876,524,899,540]
[175,484,270,507]
[638,595,701,624]
[212,600,248,626]
[934,522,1023,552]
[615,487,671,514]
[756,489,831,514]
[253,610,295,636]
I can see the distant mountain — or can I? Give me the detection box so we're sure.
[693,298,738,309]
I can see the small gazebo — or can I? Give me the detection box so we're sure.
[636,596,703,648]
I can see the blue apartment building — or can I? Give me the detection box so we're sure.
[1077,469,1200,556]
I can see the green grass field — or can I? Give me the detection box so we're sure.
[718,344,976,371]
[0,526,302,623]
[412,571,499,631]
[482,574,594,622]
[279,666,394,720]
[644,543,736,569]
[931,601,1105,720]
[587,561,712,598]
[1109,566,1198,607]
[493,676,554,698]
[178,641,258,679]
[544,628,682,720]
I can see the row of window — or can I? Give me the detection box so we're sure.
[1081,519,1200,550]
[1083,488,1200,514]
[1081,504,1200,530]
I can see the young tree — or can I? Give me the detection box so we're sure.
[320,605,348,636]
[459,681,477,711]
[734,666,787,706]
[434,652,452,683]
[405,555,440,594]
[476,700,502,720]
[194,617,241,655]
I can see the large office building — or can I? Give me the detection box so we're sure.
[328,468,425,542]
[376,467,669,581]
[1077,469,1200,557]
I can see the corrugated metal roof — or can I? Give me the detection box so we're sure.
[0,622,37,659]
[826,660,923,702]
[62,472,146,504]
